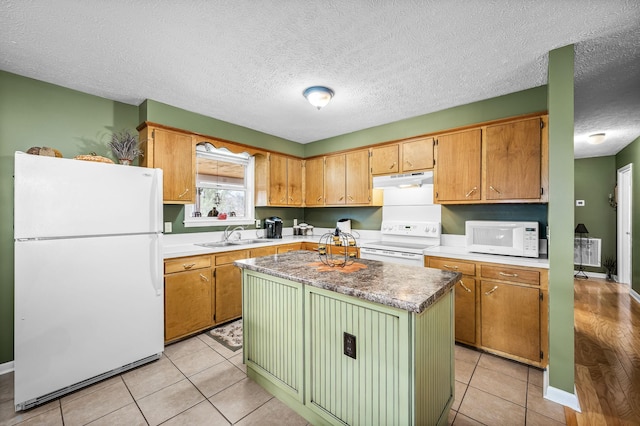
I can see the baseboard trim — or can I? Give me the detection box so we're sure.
[631,288,640,304]
[0,361,14,375]
[543,369,581,412]
[573,270,607,280]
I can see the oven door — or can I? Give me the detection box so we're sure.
[360,247,424,267]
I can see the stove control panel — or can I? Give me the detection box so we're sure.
[380,221,441,238]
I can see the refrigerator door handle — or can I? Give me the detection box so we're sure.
[152,234,163,296]
[150,169,163,232]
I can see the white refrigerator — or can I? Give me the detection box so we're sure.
[13,151,164,411]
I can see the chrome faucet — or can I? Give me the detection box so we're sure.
[224,225,245,241]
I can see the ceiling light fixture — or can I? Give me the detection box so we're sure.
[303,86,334,110]
[587,133,606,145]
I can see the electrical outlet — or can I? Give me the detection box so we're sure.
[255,219,261,228]
[164,222,172,233]
[343,332,356,359]
[576,200,585,207]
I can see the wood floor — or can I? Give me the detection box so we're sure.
[565,278,640,425]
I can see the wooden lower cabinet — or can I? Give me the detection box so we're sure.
[164,255,214,342]
[276,242,303,253]
[426,255,548,367]
[480,281,541,361]
[214,250,249,324]
[454,277,477,345]
[164,244,302,343]
[426,257,477,346]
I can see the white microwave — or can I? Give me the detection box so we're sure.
[465,220,539,258]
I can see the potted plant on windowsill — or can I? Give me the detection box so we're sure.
[109,130,143,165]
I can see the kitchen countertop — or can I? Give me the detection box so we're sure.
[424,245,550,268]
[234,250,460,314]
[162,230,549,268]
[162,228,380,259]
[163,235,321,259]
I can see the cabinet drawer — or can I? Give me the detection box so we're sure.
[481,265,540,285]
[250,246,278,258]
[429,258,476,276]
[216,250,250,265]
[165,255,211,274]
[276,243,302,253]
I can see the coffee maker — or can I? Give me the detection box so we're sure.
[264,217,283,239]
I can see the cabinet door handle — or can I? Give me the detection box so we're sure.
[389,162,396,170]
[499,272,518,278]
[405,160,413,168]
[182,263,196,270]
[443,264,459,270]
[178,188,190,198]
[465,187,478,198]
[484,286,499,296]
[316,196,322,202]
[339,196,344,201]
[458,280,472,292]
[348,195,354,201]
[199,273,209,282]
[280,197,286,203]
[489,185,502,195]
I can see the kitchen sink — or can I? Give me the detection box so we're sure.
[196,241,236,248]
[196,239,271,248]
[230,239,271,245]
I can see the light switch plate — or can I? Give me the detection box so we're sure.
[164,222,172,233]
[576,200,585,207]
[255,219,261,228]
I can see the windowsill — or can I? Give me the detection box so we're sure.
[183,217,255,228]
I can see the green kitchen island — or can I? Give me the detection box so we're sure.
[235,250,460,426]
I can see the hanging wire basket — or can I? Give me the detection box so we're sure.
[317,228,358,267]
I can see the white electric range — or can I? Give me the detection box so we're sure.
[360,221,441,266]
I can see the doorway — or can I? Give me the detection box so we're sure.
[617,164,632,285]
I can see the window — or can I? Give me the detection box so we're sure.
[184,143,255,227]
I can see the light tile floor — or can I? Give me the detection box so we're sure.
[0,332,567,425]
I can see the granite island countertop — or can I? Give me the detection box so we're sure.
[235,250,460,314]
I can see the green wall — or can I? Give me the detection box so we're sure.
[303,207,382,230]
[304,86,547,156]
[442,205,548,235]
[547,45,575,393]
[574,156,617,273]
[616,135,640,294]
[141,100,304,157]
[0,70,140,364]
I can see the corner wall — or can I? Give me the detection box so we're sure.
[547,45,576,395]
[616,135,640,293]
[574,156,617,273]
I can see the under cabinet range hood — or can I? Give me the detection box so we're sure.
[373,171,433,188]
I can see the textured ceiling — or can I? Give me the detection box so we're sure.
[1,1,639,158]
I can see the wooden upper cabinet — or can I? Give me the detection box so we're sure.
[402,137,434,171]
[434,114,547,205]
[287,158,303,205]
[346,150,370,204]
[371,145,399,175]
[140,127,195,204]
[485,118,542,201]
[256,153,303,207]
[304,157,324,206]
[435,129,482,202]
[324,154,346,205]
[269,153,288,205]
[371,137,434,176]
